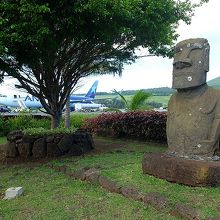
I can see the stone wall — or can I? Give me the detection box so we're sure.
[6,130,94,158]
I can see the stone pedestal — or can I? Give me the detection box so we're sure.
[142,152,220,186]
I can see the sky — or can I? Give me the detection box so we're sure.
[1,0,220,95]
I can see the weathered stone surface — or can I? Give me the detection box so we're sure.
[171,203,199,220]
[47,142,62,157]
[99,176,121,193]
[68,143,83,156]
[17,142,32,158]
[7,130,23,141]
[84,168,101,184]
[5,131,94,159]
[46,135,54,143]
[54,165,69,173]
[22,134,35,144]
[142,152,220,186]
[167,38,220,158]
[57,135,73,153]
[142,192,169,211]
[6,142,19,158]
[120,186,143,201]
[4,187,24,200]
[69,167,90,181]
[32,138,46,158]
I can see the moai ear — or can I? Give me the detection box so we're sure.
[203,45,210,72]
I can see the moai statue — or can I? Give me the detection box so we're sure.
[167,38,220,158]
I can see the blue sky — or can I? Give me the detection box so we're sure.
[77,0,220,93]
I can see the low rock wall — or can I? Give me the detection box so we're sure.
[6,130,94,158]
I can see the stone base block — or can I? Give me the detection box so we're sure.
[4,187,24,199]
[142,152,220,186]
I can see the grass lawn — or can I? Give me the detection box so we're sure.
[0,136,220,219]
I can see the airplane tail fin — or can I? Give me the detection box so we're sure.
[85,80,99,98]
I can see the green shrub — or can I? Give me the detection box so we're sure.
[60,113,99,128]
[23,127,77,136]
[0,114,50,135]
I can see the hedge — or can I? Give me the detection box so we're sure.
[83,111,167,143]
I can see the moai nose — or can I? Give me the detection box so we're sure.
[173,59,192,69]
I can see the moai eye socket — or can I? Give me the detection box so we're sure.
[175,47,182,53]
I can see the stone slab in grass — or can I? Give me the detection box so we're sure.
[99,176,121,193]
[142,192,169,211]
[170,203,199,220]
[4,187,24,200]
[120,186,143,201]
[142,152,220,186]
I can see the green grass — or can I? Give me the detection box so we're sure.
[0,137,6,144]
[1,136,220,219]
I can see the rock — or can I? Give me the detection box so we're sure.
[120,186,143,201]
[4,187,24,200]
[142,192,169,211]
[17,142,32,158]
[170,203,199,220]
[99,176,121,193]
[7,130,23,141]
[57,135,73,153]
[47,142,62,157]
[32,137,46,158]
[84,168,101,184]
[142,152,220,186]
[6,142,19,158]
[46,135,54,143]
[69,167,91,181]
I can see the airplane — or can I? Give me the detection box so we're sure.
[0,80,105,111]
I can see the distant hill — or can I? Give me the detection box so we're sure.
[208,76,220,89]
[75,87,174,96]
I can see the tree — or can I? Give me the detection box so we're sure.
[0,0,207,128]
[113,89,151,111]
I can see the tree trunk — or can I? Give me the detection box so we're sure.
[51,113,62,129]
[65,94,71,128]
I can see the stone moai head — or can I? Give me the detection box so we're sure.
[172,38,210,89]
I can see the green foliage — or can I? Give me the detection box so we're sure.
[0,113,96,136]
[61,113,98,128]
[0,114,50,136]
[113,89,151,111]
[23,127,76,136]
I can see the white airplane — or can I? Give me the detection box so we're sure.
[0,80,107,111]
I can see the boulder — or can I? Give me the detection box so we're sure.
[120,186,143,201]
[47,142,62,157]
[57,134,73,153]
[17,142,32,158]
[6,142,19,158]
[7,130,23,141]
[142,152,220,186]
[32,137,46,158]
[99,176,121,193]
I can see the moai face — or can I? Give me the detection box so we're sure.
[172,38,210,89]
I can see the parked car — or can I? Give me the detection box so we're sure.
[0,106,11,113]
